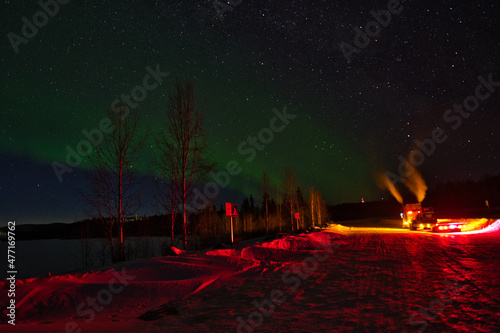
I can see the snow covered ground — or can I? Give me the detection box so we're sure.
[1,221,499,332]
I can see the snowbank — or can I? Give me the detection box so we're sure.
[261,231,347,251]
[205,248,241,257]
[241,245,306,262]
[463,219,500,234]
[240,231,346,262]
[482,219,500,232]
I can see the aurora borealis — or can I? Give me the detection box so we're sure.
[1,0,499,224]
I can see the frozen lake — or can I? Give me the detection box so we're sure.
[0,237,172,280]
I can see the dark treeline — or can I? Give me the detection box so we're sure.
[424,174,500,218]
[193,186,330,248]
[330,174,500,221]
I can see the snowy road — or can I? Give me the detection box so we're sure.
[2,224,500,333]
[136,226,500,333]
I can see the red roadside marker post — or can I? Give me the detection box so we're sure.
[226,203,238,245]
[295,212,300,230]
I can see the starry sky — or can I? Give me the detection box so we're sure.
[1,0,499,224]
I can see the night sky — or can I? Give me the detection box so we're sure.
[1,0,499,224]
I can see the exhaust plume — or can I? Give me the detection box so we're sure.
[403,168,427,203]
[378,173,403,204]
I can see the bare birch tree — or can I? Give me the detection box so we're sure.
[308,187,329,227]
[309,187,316,228]
[84,103,145,262]
[157,79,213,250]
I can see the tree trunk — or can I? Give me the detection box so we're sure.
[183,177,188,250]
[278,203,282,233]
[318,199,322,226]
[119,224,124,262]
[118,116,124,262]
[171,210,175,247]
[310,189,315,228]
[265,200,268,235]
